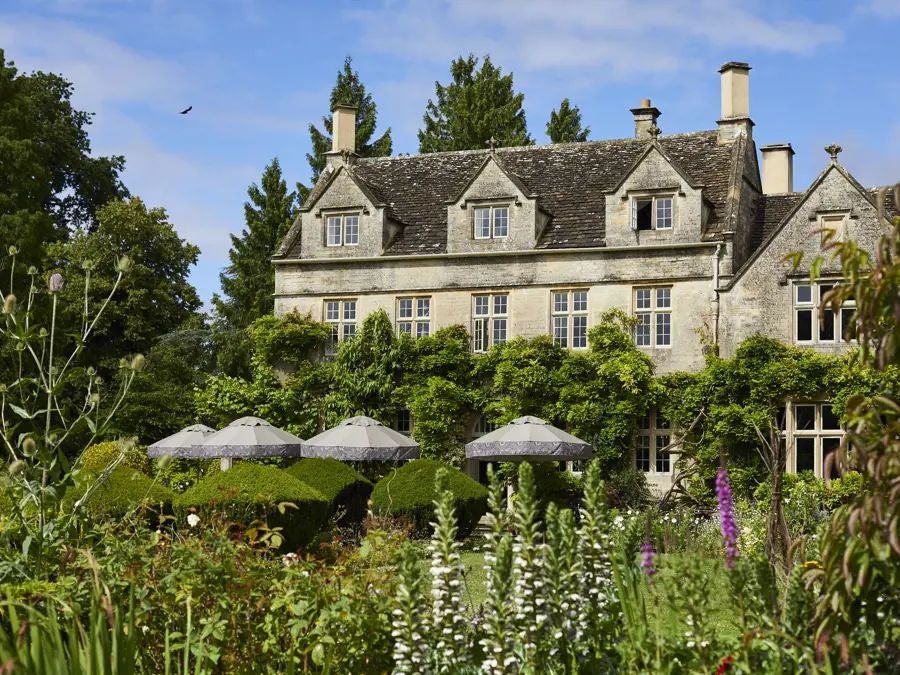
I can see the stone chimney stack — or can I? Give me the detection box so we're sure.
[331,104,357,153]
[760,144,795,194]
[630,99,661,140]
[717,62,753,143]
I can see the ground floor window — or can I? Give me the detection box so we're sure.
[635,411,672,474]
[786,401,842,478]
[324,299,357,357]
[551,289,588,349]
[397,296,431,338]
[633,286,672,348]
[472,293,508,352]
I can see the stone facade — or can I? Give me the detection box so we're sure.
[273,62,896,491]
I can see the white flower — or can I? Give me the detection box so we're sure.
[186,513,200,528]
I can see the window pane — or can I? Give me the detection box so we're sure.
[343,323,356,340]
[572,316,587,348]
[494,295,508,316]
[636,435,650,471]
[635,313,651,346]
[776,406,787,431]
[840,308,854,341]
[656,287,671,309]
[656,415,670,430]
[416,321,430,339]
[344,215,359,245]
[656,312,671,346]
[326,217,342,246]
[493,318,507,345]
[796,284,812,304]
[325,301,339,321]
[656,198,673,229]
[794,405,816,430]
[635,288,651,310]
[795,437,815,473]
[822,404,840,430]
[344,301,357,321]
[417,298,430,318]
[474,208,491,238]
[553,316,568,347]
[819,284,833,303]
[473,318,487,352]
[638,415,651,430]
[396,410,411,434]
[635,199,652,231]
[326,325,339,355]
[474,296,489,316]
[573,291,587,312]
[398,298,412,319]
[398,322,412,335]
[822,437,841,479]
[493,207,509,237]
[553,292,568,313]
[796,309,813,341]
[655,435,671,472]
[820,309,836,342]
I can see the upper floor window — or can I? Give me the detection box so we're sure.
[551,290,588,349]
[635,412,672,474]
[632,195,673,231]
[472,293,508,352]
[794,281,855,344]
[325,213,359,247]
[324,299,357,357]
[788,402,842,478]
[473,206,509,239]
[634,287,671,348]
[397,296,431,338]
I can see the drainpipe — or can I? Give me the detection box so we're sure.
[713,243,723,348]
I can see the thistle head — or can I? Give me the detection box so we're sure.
[2,294,15,314]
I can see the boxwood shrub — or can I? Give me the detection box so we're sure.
[174,463,330,549]
[81,440,151,475]
[284,458,373,524]
[64,465,175,522]
[370,459,488,537]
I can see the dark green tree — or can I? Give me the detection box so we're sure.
[418,54,532,153]
[0,49,127,268]
[546,98,590,143]
[213,158,296,375]
[305,56,393,186]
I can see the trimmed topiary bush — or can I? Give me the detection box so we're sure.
[81,440,151,475]
[370,459,488,537]
[174,463,330,549]
[64,465,175,521]
[285,458,373,524]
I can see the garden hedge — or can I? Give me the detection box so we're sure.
[174,463,330,549]
[64,465,175,521]
[285,458,373,524]
[81,441,151,475]
[370,459,488,537]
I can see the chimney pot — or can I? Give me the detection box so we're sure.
[760,143,795,194]
[630,100,661,140]
[640,98,652,108]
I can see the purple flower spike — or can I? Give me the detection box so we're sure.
[715,467,739,569]
[640,540,656,578]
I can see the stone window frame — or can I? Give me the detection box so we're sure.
[633,286,672,348]
[816,210,851,246]
[396,295,432,338]
[472,203,511,240]
[783,401,843,479]
[634,411,673,474]
[630,191,676,232]
[793,279,856,345]
[323,211,361,247]
[472,292,509,352]
[550,289,589,349]
[323,298,358,357]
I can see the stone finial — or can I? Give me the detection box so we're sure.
[486,136,500,152]
[825,144,842,161]
[648,125,662,140]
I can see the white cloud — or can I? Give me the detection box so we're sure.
[858,0,900,17]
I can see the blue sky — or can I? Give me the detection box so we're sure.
[2,0,899,307]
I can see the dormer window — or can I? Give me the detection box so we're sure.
[631,196,673,231]
[325,213,360,247]
[473,206,509,239]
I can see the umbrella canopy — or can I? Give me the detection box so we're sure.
[302,415,420,461]
[183,416,304,459]
[147,424,215,458]
[465,416,593,462]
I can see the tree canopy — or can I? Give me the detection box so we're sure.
[305,56,393,188]
[418,55,532,153]
[546,98,590,143]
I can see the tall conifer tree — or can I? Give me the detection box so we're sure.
[546,98,590,143]
[305,56,393,187]
[418,54,532,153]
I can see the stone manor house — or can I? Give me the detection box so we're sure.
[273,62,897,490]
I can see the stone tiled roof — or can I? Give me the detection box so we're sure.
[752,193,803,251]
[282,131,740,257]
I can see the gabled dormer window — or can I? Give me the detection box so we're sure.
[325,213,360,247]
[631,195,673,231]
[473,206,509,239]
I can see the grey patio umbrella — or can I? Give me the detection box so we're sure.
[465,415,593,462]
[302,415,420,461]
[189,416,305,469]
[147,424,215,458]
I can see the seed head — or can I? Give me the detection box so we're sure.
[116,256,132,273]
[49,273,64,293]
[2,294,15,314]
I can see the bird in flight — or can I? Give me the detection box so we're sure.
[179,106,192,115]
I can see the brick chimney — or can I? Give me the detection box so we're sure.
[717,62,753,143]
[630,99,661,140]
[325,104,358,168]
[760,143,795,194]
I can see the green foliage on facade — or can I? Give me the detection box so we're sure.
[418,54,532,153]
[546,98,590,143]
[285,458,373,524]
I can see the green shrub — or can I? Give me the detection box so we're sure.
[174,463,330,549]
[153,457,220,493]
[64,466,174,520]
[370,459,488,537]
[605,467,652,510]
[284,458,373,524]
[81,441,151,475]
[824,471,864,509]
